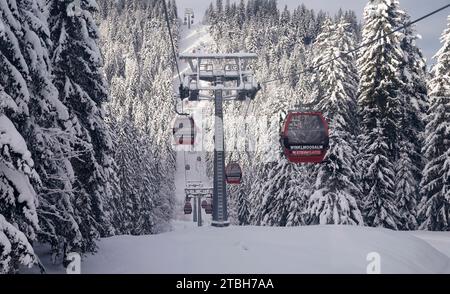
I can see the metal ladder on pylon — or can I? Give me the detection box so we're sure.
[213,85,227,225]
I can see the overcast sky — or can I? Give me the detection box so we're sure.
[176,0,450,64]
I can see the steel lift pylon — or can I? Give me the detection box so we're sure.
[178,53,260,227]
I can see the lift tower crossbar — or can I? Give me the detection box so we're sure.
[179,53,259,227]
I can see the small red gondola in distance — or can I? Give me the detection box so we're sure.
[183,201,192,215]
[172,116,195,145]
[205,201,213,214]
[225,162,242,185]
[281,111,329,164]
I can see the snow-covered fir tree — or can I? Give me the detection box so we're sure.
[285,164,311,226]
[395,13,429,230]
[97,0,176,234]
[0,87,40,273]
[39,0,119,259]
[235,182,252,225]
[306,18,363,226]
[357,0,407,229]
[254,160,291,226]
[418,16,450,231]
[0,0,80,269]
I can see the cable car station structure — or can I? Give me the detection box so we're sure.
[178,53,260,227]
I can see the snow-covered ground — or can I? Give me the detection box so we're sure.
[411,231,450,257]
[33,222,450,274]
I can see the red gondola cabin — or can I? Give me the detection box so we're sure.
[184,201,192,215]
[225,163,242,184]
[281,112,329,164]
[173,116,195,145]
[205,202,213,214]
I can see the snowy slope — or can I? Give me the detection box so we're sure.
[412,231,450,257]
[33,223,450,274]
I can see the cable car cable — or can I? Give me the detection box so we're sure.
[163,1,190,117]
[162,0,182,85]
[259,3,450,85]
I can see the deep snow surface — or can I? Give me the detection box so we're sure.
[32,222,450,274]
